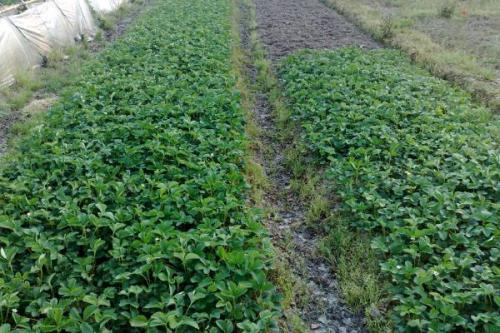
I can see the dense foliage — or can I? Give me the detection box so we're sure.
[0,0,278,331]
[278,48,499,332]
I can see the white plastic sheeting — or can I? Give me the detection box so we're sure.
[53,0,96,38]
[0,17,41,87]
[0,0,126,88]
[87,0,127,14]
[8,2,73,55]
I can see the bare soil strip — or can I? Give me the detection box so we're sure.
[254,0,379,60]
[0,112,20,155]
[240,0,380,331]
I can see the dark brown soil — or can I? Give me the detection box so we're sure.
[254,0,379,60]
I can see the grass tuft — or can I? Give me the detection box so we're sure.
[438,1,456,18]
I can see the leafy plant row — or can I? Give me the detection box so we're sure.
[278,48,499,332]
[0,0,279,331]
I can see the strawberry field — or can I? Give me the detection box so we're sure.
[0,0,278,331]
[0,0,499,332]
[278,48,499,332]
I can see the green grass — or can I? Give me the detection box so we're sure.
[317,218,389,332]
[278,47,499,332]
[0,0,280,331]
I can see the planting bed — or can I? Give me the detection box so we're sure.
[1,0,498,331]
[0,0,278,331]
[278,48,499,332]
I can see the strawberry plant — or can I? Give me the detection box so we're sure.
[0,0,279,331]
[278,48,499,332]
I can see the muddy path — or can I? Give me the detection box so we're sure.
[254,0,379,60]
[239,0,379,331]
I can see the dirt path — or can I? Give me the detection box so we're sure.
[0,112,20,155]
[240,0,379,331]
[254,0,379,60]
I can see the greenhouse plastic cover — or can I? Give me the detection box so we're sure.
[88,0,127,13]
[9,2,76,55]
[0,17,41,87]
[54,0,96,37]
[0,0,125,88]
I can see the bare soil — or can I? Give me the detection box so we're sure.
[0,111,20,155]
[254,0,379,60]
[416,15,500,73]
[240,0,379,331]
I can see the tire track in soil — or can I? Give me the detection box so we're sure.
[239,0,378,332]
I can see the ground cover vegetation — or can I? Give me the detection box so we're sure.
[323,0,500,112]
[0,0,279,331]
[0,0,18,7]
[278,48,499,332]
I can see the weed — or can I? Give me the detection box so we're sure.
[286,313,309,333]
[380,14,395,39]
[438,1,456,18]
[284,145,307,178]
[97,15,115,31]
[305,195,330,226]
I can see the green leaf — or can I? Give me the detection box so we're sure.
[0,324,11,333]
[130,315,149,327]
[216,319,234,333]
[179,318,199,330]
[80,323,94,333]
[0,248,6,260]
